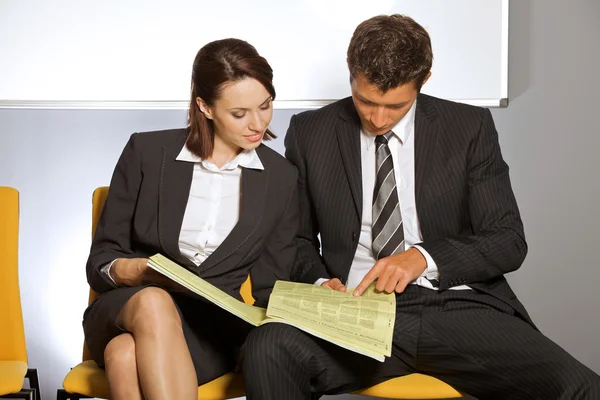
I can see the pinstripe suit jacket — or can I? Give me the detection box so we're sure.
[285,95,534,327]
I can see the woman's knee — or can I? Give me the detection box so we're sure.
[104,333,136,367]
[119,287,182,333]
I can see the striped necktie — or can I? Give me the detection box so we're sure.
[371,132,440,288]
[372,132,405,259]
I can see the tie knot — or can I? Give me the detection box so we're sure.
[375,132,391,145]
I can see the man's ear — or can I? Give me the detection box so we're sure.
[196,97,214,120]
[422,71,432,86]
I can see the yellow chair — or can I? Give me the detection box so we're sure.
[353,375,464,399]
[56,187,247,400]
[0,187,42,400]
[57,186,465,400]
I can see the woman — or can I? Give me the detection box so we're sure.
[83,38,298,400]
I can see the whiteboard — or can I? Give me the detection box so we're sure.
[0,0,508,109]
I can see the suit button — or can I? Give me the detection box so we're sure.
[352,232,357,241]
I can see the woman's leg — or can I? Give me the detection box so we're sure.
[110,286,197,400]
[104,333,143,400]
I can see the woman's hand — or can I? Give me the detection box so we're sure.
[111,258,173,288]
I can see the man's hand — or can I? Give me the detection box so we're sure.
[111,258,181,290]
[321,278,347,292]
[353,248,427,296]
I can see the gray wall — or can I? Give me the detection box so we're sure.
[0,1,598,399]
[491,0,600,372]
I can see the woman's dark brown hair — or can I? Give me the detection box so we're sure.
[347,14,433,93]
[187,38,276,159]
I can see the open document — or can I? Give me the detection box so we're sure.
[147,253,396,361]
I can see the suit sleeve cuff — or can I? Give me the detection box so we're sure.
[314,278,329,286]
[101,259,119,286]
[413,245,440,280]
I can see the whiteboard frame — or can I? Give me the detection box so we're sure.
[0,0,509,110]
[0,98,507,109]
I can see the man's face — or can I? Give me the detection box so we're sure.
[350,73,428,135]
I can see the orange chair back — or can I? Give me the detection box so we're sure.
[0,187,27,363]
[81,187,107,361]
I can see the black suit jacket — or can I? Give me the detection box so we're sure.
[87,128,298,307]
[285,95,534,326]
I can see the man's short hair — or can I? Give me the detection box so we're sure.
[347,14,433,92]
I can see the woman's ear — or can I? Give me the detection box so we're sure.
[196,97,214,120]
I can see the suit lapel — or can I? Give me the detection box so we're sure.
[158,131,195,268]
[336,98,363,218]
[198,149,268,273]
[414,94,441,219]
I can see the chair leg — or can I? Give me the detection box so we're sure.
[54,390,91,400]
[0,388,35,400]
[25,369,41,400]
[54,390,67,400]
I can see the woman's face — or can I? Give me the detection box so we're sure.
[198,77,273,155]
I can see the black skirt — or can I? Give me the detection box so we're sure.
[82,285,253,384]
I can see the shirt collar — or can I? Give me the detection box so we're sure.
[176,144,264,171]
[361,98,418,150]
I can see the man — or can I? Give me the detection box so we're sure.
[243,14,600,399]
